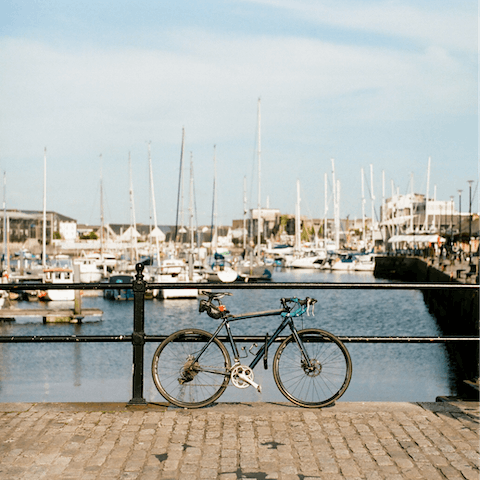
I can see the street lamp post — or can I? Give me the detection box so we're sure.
[468,180,474,260]
[458,190,462,256]
[450,195,454,244]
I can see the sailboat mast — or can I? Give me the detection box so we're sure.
[331,158,340,250]
[189,153,194,250]
[424,156,431,232]
[382,170,385,223]
[129,152,137,264]
[382,169,386,244]
[42,147,47,268]
[361,167,366,248]
[3,171,8,276]
[188,153,195,281]
[99,154,104,258]
[257,98,262,253]
[337,180,341,248]
[148,143,161,264]
[212,145,218,252]
[324,172,328,244]
[243,176,247,250]
[370,164,375,240]
[295,179,301,251]
[174,128,185,243]
[410,172,415,232]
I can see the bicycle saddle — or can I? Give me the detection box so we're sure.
[199,291,232,301]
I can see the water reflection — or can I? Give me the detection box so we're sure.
[0,269,455,402]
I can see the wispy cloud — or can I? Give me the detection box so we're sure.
[1,29,474,155]
[0,1,476,223]
[242,0,477,52]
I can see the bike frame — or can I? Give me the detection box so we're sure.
[194,305,314,372]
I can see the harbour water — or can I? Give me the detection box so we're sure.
[0,269,454,403]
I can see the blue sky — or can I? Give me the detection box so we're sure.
[0,0,477,227]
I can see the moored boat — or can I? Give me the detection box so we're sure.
[234,259,273,282]
[103,274,134,300]
[156,271,205,299]
[73,252,103,283]
[353,253,376,272]
[40,267,75,301]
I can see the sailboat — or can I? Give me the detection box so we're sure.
[38,150,75,301]
[41,255,76,301]
[203,145,238,283]
[235,98,273,282]
[73,251,103,283]
[158,151,206,298]
[284,180,326,269]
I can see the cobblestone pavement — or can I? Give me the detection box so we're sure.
[0,400,478,480]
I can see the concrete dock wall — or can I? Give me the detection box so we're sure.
[375,256,479,396]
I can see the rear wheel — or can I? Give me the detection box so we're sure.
[273,328,352,407]
[152,328,231,408]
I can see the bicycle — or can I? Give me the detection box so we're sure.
[151,291,352,408]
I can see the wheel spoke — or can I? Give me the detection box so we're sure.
[152,329,231,408]
[273,329,352,407]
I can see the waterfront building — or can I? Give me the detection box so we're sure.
[380,193,470,237]
[0,209,76,251]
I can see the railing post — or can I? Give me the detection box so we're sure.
[129,263,147,405]
[475,284,480,391]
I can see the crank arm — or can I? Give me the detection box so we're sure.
[236,371,262,392]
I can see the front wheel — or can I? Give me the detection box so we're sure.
[151,328,231,408]
[273,328,352,408]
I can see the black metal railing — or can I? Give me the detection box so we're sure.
[0,263,478,404]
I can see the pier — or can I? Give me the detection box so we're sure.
[0,307,103,323]
[0,400,478,480]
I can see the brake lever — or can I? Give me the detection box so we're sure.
[306,298,315,316]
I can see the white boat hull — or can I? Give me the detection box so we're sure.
[156,272,203,299]
[204,267,238,283]
[353,255,376,272]
[159,288,198,299]
[79,269,103,283]
[331,261,355,271]
[288,257,323,269]
[80,272,103,283]
[45,289,76,301]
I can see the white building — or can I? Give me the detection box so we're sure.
[381,193,465,239]
[59,218,77,241]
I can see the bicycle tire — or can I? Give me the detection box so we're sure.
[273,328,352,408]
[151,328,231,408]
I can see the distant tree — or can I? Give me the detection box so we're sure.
[80,231,98,240]
[301,225,313,242]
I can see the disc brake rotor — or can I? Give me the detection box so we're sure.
[303,359,322,377]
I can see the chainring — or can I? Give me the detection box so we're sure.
[231,364,254,389]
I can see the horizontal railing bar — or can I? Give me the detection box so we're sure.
[0,335,133,342]
[0,335,478,343]
[337,336,480,343]
[146,335,480,344]
[0,282,476,291]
